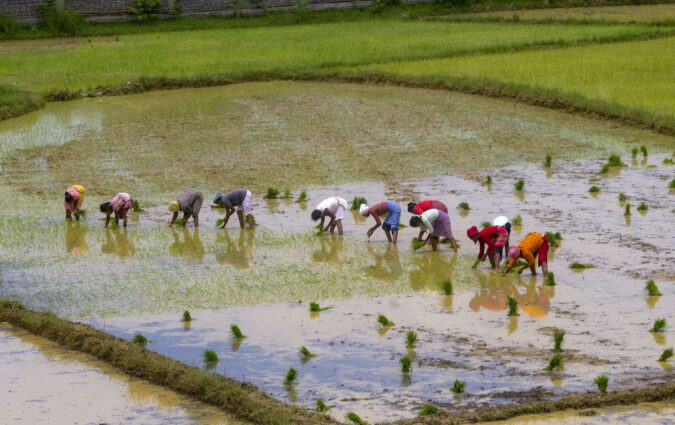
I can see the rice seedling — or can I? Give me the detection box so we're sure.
[514,179,524,191]
[651,318,666,332]
[486,175,492,184]
[546,354,564,371]
[299,346,316,358]
[451,379,466,393]
[266,187,280,199]
[594,375,609,393]
[181,310,192,322]
[230,324,246,339]
[132,333,148,346]
[624,203,631,215]
[631,147,638,158]
[458,202,470,210]
[545,232,560,247]
[544,154,552,168]
[481,221,491,228]
[637,202,648,211]
[663,158,674,165]
[554,232,562,240]
[110,222,119,230]
[309,302,331,312]
[607,154,625,167]
[471,258,481,269]
[411,239,425,251]
[399,355,412,373]
[512,215,522,225]
[216,218,225,227]
[351,196,367,210]
[546,272,556,286]
[601,164,610,173]
[640,145,648,157]
[282,187,291,198]
[174,218,185,225]
[670,179,675,189]
[419,405,439,416]
[659,348,673,362]
[203,349,218,362]
[553,329,565,351]
[618,193,627,201]
[406,330,418,349]
[346,412,368,425]
[297,190,307,202]
[315,398,327,412]
[377,314,393,326]
[132,199,143,212]
[283,367,298,386]
[76,209,88,218]
[570,262,593,269]
[589,186,600,193]
[507,296,519,316]
[645,280,662,296]
[441,279,453,295]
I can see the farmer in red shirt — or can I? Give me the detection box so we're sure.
[467,225,509,269]
[407,200,448,241]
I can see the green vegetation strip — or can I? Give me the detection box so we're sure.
[0,301,333,425]
[0,84,44,120]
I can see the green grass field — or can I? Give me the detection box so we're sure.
[455,4,675,23]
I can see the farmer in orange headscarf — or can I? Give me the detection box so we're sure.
[502,232,549,276]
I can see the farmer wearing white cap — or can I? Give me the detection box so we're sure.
[492,215,512,253]
[360,201,401,244]
[311,196,348,235]
[213,188,254,229]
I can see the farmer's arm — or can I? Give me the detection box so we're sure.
[367,214,381,237]
[221,207,235,228]
[105,213,111,228]
[170,211,178,226]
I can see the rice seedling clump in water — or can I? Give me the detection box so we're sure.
[512,215,522,225]
[514,179,524,191]
[553,329,565,351]
[594,375,609,393]
[570,262,593,269]
[670,179,675,189]
[486,175,492,184]
[640,145,648,157]
[589,186,600,193]
[452,379,466,393]
[618,193,627,201]
[607,154,626,167]
[441,279,453,295]
[645,280,661,296]
[283,367,298,386]
[631,147,639,158]
[546,354,564,371]
[507,296,518,316]
[346,412,368,425]
[309,302,331,312]
[663,158,674,165]
[315,399,327,412]
[544,154,552,167]
[625,203,631,215]
[181,310,192,322]
[400,356,412,373]
[458,202,470,210]
[203,349,218,362]
[297,190,307,202]
[481,221,491,228]
[377,314,393,326]
[601,164,610,173]
[282,188,291,198]
[132,333,148,346]
[351,197,367,210]
[132,199,142,212]
[545,232,561,247]
[659,348,673,362]
[546,272,556,286]
[77,209,88,218]
[406,330,418,348]
[230,324,245,339]
[411,238,425,251]
[637,202,648,211]
[652,318,666,332]
[419,405,439,416]
[299,346,316,358]
[266,187,279,199]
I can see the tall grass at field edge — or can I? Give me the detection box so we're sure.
[0,84,44,120]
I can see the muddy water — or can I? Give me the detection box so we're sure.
[0,323,241,425]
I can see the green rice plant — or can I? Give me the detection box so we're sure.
[110,222,119,230]
[589,186,600,193]
[351,196,367,210]
[76,209,88,218]
[315,398,327,412]
[309,301,331,312]
[554,232,562,240]
[570,262,593,269]
[514,179,524,191]
[486,175,492,184]
[640,145,648,157]
[663,158,674,165]
[132,333,148,346]
[132,199,143,212]
[181,310,192,322]
[266,187,280,199]
[507,296,519,316]
[651,318,666,333]
[299,346,316,358]
[637,202,648,211]
[297,190,307,202]
[481,221,491,228]
[411,239,425,251]
[377,314,393,326]
[283,367,298,386]
[546,272,556,286]
[659,348,673,362]
[451,379,466,393]
[441,279,453,295]
[346,412,368,425]
[406,330,418,349]
[670,179,675,189]
[458,202,470,210]
[601,164,610,173]
[544,154,552,168]
[230,324,246,339]
[546,354,564,371]
[594,375,609,393]
[553,329,565,351]
[631,147,639,158]
[618,193,627,201]
[216,218,225,227]
[399,355,412,373]
[282,187,291,198]
[512,215,522,225]
[174,218,185,225]
[624,203,631,215]
[419,405,439,416]
[545,232,560,247]
[645,280,662,296]
[607,154,626,167]
[203,349,218,362]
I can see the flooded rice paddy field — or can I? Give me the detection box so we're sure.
[0,82,673,422]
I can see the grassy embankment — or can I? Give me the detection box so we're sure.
[0,84,44,120]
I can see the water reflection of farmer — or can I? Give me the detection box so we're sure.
[364,244,402,281]
[517,278,551,318]
[101,228,135,258]
[65,221,87,254]
[311,235,345,264]
[216,229,254,269]
[469,276,550,318]
[409,252,457,291]
[169,228,205,262]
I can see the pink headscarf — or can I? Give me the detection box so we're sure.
[508,246,521,259]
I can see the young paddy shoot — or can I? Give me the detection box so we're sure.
[299,346,316,358]
[631,147,639,158]
[452,379,466,394]
[132,333,148,346]
[659,348,673,362]
[346,412,368,425]
[282,188,291,198]
[670,179,675,189]
[594,375,609,393]
[625,203,631,216]
[351,197,367,210]
[546,272,556,286]
[641,145,648,157]
[514,179,525,191]
[646,280,662,296]
[589,186,600,193]
[411,238,425,251]
[507,296,519,316]
[297,190,307,202]
[400,356,412,373]
[419,405,439,416]
[651,318,666,333]
[512,215,522,225]
[441,279,453,295]
[266,187,279,199]
[315,398,327,412]
[203,349,218,362]
[619,193,628,201]
[230,324,246,339]
[486,175,492,185]
[570,262,594,269]
[377,314,394,326]
[546,354,564,371]
[458,202,470,210]
[544,154,552,168]
[637,202,648,211]
[481,221,491,228]
[553,329,565,351]
[406,330,418,349]
[181,310,192,322]
[309,302,331,312]
[283,367,298,386]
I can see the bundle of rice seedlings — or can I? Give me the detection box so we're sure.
[299,346,316,358]
[553,329,565,351]
[546,272,556,286]
[309,302,331,312]
[512,215,522,225]
[589,186,600,193]
[297,190,307,202]
[670,179,675,189]
[451,379,466,393]
[631,147,639,158]
[594,375,608,393]
[203,349,218,362]
[637,202,648,211]
[618,193,627,201]
[77,209,88,218]
[569,262,593,269]
[230,324,246,339]
[546,354,563,371]
[315,399,327,412]
[601,164,610,173]
[351,197,367,210]
[481,221,491,228]
[411,239,425,251]
[283,367,298,386]
[624,203,631,215]
[640,145,648,157]
[659,348,673,362]
[607,154,625,167]
[377,314,393,326]
[507,296,519,316]
[399,356,412,373]
[663,158,674,165]
[441,279,453,295]
[651,318,666,332]
[346,412,368,425]
[282,188,291,198]
[181,311,192,322]
[132,199,143,212]
[645,280,662,296]
[544,154,552,168]
[266,187,280,199]
[514,179,524,191]
[215,218,225,227]
[486,175,492,184]
[406,331,418,349]
[132,334,148,346]
[419,405,439,416]
[545,232,561,247]
[458,202,470,210]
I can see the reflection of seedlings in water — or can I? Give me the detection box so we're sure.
[544,154,552,168]
[297,190,307,202]
[406,330,418,349]
[346,412,368,425]
[299,346,316,359]
[351,197,367,210]
[637,202,648,211]
[546,272,556,286]
[442,279,453,295]
[618,193,627,202]
[640,145,648,157]
[230,324,246,339]
[651,318,666,333]
[132,333,148,346]
[512,215,522,226]
[631,147,638,158]
[282,188,291,198]
[132,199,143,212]
[486,175,492,184]
[309,302,331,312]
[589,186,600,193]
[377,314,394,326]
[203,349,218,362]
[546,354,564,371]
[451,379,466,393]
[457,202,470,210]
[181,310,192,322]
[646,280,662,296]
[570,262,593,269]
[507,296,519,316]
[315,399,327,412]
[283,367,298,386]
[659,348,673,362]
[624,203,631,215]
[553,329,565,351]
[514,179,524,191]
[418,405,439,416]
[481,221,491,228]
[594,375,609,393]
[400,356,412,373]
[265,187,279,199]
